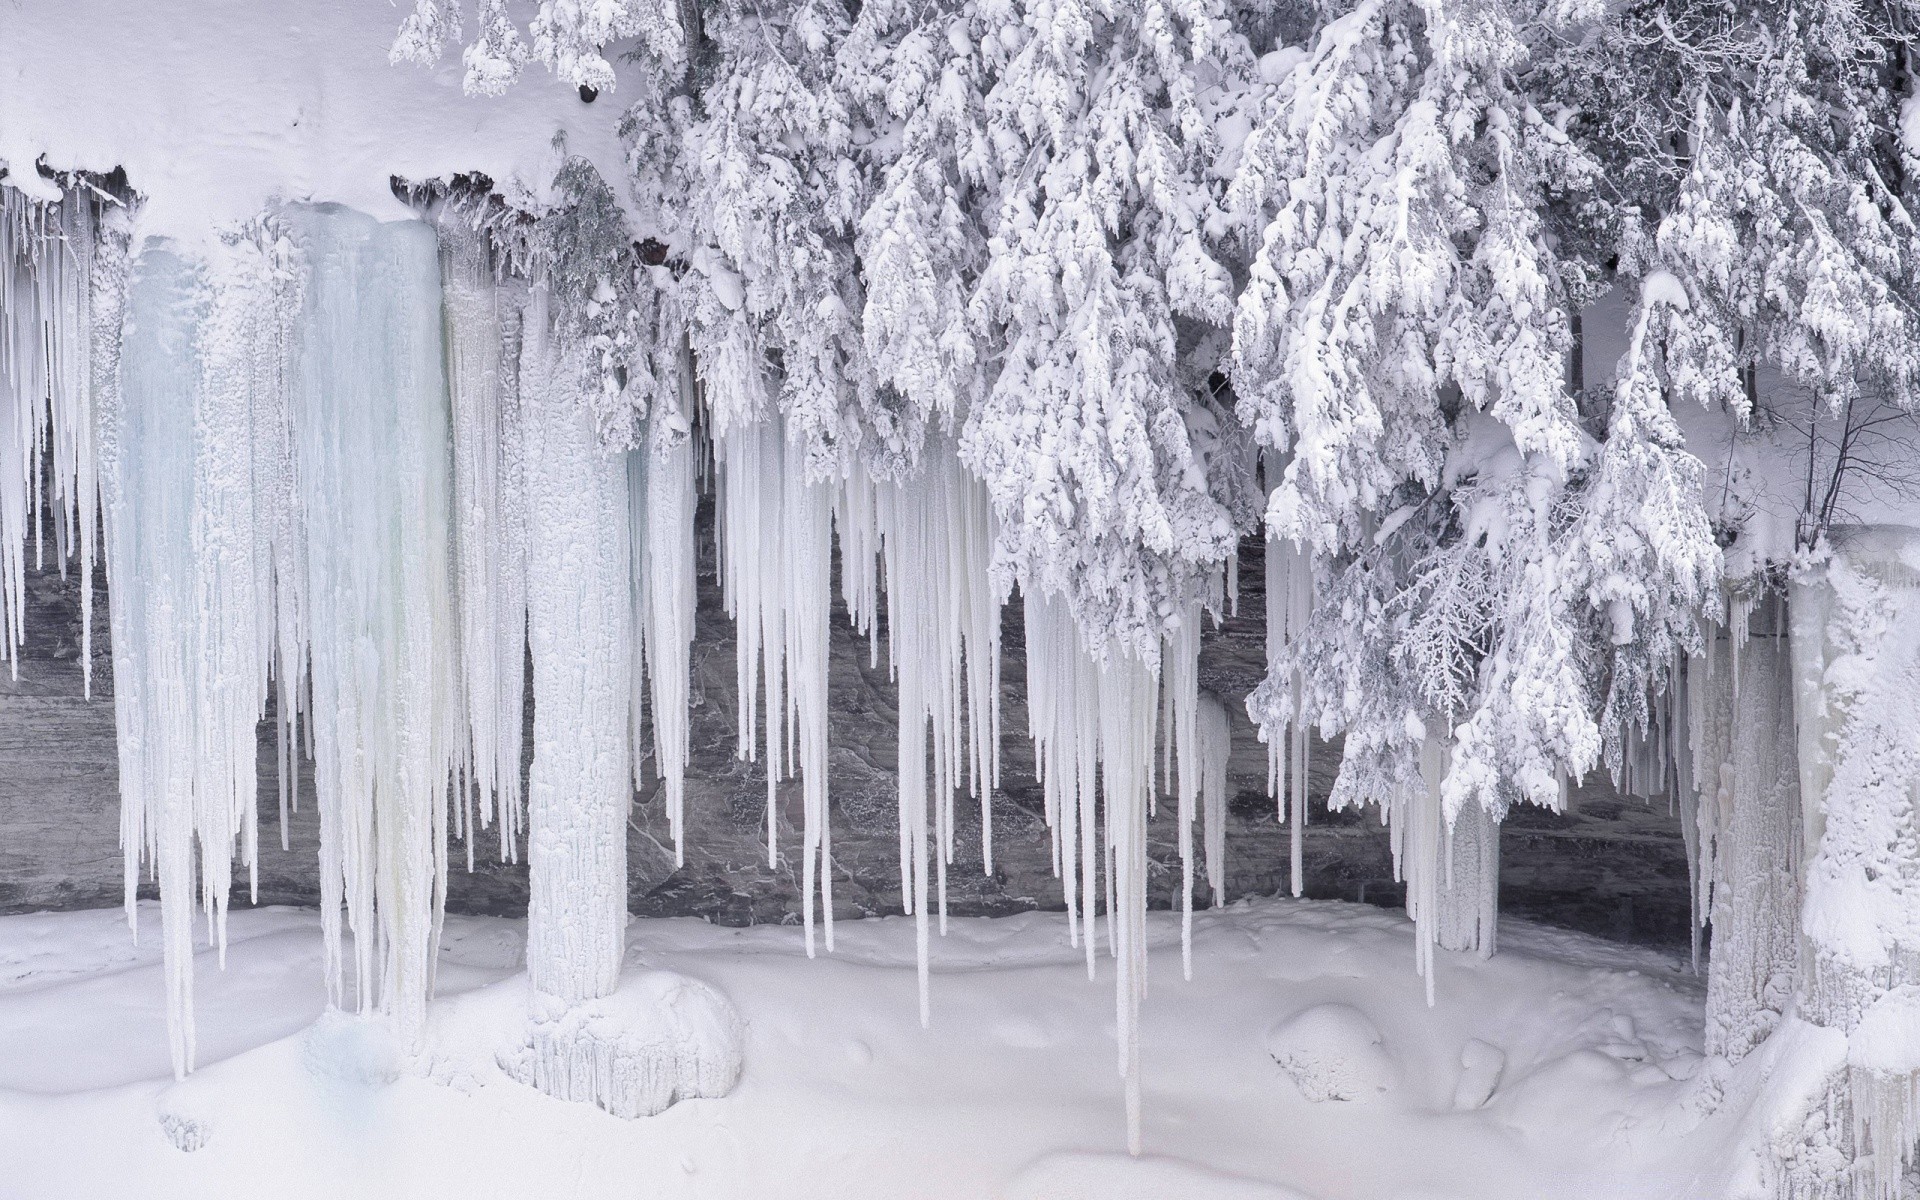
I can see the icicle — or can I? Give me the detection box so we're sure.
[288,204,458,1040]
[440,217,528,862]
[867,438,1001,1016]
[715,418,787,865]
[1099,645,1158,1156]
[1670,653,1704,972]
[1026,593,1102,970]
[1262,526,1313,896]
[782,429,833,957]
[1728,589,1753,701]
[1024,589,1159,1152]
[635,342,697,866]
[714,413,837,955]
[1164,601,1201,980]
[1396,733,1446,1006]
[1197,692,1231,909]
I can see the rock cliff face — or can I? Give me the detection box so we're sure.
[0,512,1690,947]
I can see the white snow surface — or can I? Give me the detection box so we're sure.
[0,0,632,245]
[0,897,1776,1200]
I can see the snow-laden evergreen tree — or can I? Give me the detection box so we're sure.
[842,0,1272,655]
[616,0,890,470]
[393,0,684,95]
[958,0,1253,657]
[1227,0,1710,825]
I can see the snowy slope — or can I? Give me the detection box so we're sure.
[0,898,1752,1200]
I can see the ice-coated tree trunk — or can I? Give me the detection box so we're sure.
[504,288,745,1121]
[519,286,633,1010]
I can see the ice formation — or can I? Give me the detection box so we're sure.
[633,354,697,866]
[3,134,1918,1184]
[1,190,103,696]
[1023,589,1161,1150]
[106,236,284,1075]
[1781,533,1920,1198]
[439,215,528,866]
[289,205,461,1040]
[1436,791,1499,960]
[714,414,837,953]
[1261,528,1313,898]
[520,283,632,1013]
[863,441,1002,1014]
[501,970,744,1120]
[1694,625,1804,1064]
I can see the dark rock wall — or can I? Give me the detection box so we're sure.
[0,505,1694,949]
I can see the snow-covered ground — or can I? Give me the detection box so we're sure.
[0,898,1758,1199]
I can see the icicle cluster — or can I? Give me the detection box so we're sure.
[859,442,1002,1014]
[1688,603,1803,1065]
[1255,523,1314,898]
[1,186,105,695]
[292,206,463,1038]
[103,221,306,1075]
[1022,590,1161,1152]
[441,217,528,866]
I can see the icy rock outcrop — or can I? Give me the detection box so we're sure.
[1777,532,1920,1200]
[1849,987,1920,1200]
[501,971,745,1118]
[1265,1003,1398,1102]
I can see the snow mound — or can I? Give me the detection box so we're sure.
[1265,1003,1398,1102]
[1453,1038,1506,1111]
[500,970,744,1118]
[301,1010,403,1088]
[1005,1151,1315,1200]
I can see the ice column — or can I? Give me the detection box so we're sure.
[1691,625,1802,1063]
[1436,794,1499,959]
[104,227,301,1076]
[288,204,459,1039]
[520,284,634,1009]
